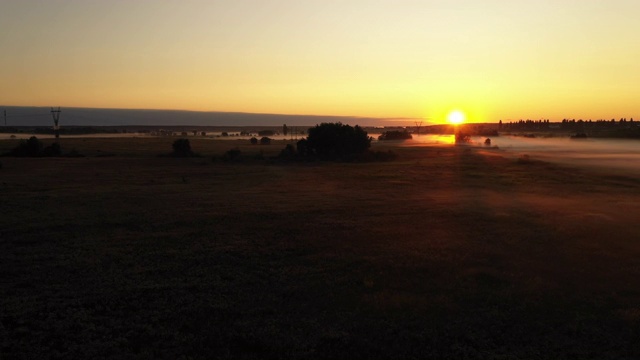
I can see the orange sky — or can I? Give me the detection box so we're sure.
[2,0,640,124]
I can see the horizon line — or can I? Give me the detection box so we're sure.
[0,104,423,122]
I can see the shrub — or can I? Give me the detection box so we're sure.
[250,137,258,145]
[260,137,271,145]
[455,132,471,143]
[378,130,412,141]
[279,144,296,159]
[8,136,43,157]
[296,139,310,157]
[172,139,194,157]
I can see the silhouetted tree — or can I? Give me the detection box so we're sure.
[260,137,271,145]
[8,136,43,157]
[306,122,371,160]
[279,143,295,158]
[296,138,310,157]
[378,130,412,140]
[172,138,193,157]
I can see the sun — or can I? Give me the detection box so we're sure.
[447,110,466,125]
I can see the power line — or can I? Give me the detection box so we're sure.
[2,112,50,118]
[2,109,50,126]
[415,121,423,135]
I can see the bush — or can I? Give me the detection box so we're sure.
[260,137,271,145]
[4,137,75,157]
[8,136,43,157]
[296,139,310,157]
[250,137,258,145]
[306,123,371,160]
[279,144,296,159]
[378,130,412,141]
[455,132,471,143]
[172,139,194,157]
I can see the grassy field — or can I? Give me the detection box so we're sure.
[1,137,640,359]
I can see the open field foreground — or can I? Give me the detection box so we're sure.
[2,138,640,359]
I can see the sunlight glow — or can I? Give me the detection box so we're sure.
[4,2,640,121]
[447,110,466,125]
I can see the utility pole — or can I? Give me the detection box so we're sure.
[51,107,61,139]
[415,121,423,135]
[3,110,6,126]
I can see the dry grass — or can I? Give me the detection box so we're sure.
[1,138,640,359]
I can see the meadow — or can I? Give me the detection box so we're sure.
[1,137,640,359]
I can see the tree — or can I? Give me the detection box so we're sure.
[9,136,43,157]
[279,143,295,158]
[305,122,371,160]
[296,138,310,157]
[172,138,193,157]
[260,137,271,145]
[378,130,412,140]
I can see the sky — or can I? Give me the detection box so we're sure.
[2,0,640,124]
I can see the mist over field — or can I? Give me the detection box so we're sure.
[408,134,640,176]
[489,136,640,176]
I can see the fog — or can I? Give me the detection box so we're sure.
[3,129,639,176]
[411,134,640,176]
